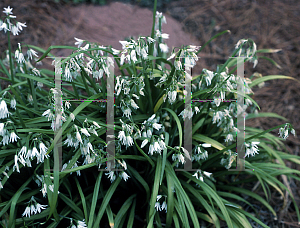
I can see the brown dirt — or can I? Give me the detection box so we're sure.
[0,0,299,227]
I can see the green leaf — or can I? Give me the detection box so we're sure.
[249,75,300,88]
[147,155,162,228]
[162,108,183,148]
[93,177,121,228]
[193,134,225,150]
[160,132,169,185]
[88,171,103,228]
[115,194,136,228]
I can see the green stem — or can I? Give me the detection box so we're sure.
[7,31,14,84]
[149,0,157,56]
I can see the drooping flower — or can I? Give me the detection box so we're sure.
[0,100,10,119]
[10,98,16,109]
[120,171,130,181]
[22,206,31,217]
[9,131,20,143]
[74,37,84,48]
[159,43,169,53]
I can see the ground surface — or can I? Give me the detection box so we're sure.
[0,0,299,227]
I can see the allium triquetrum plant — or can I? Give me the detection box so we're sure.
[0,1,300,227]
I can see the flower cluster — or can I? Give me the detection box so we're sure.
[13,141,49,173]
[22,196,47,218]
[155,195,167,213]
[140,114,166,156]
[0,6,27,35]
[220,150,237,169]
[104,159,130,182]
[191,143,211,162]
[245,141,260,157]
[278,123,296,140]
[69,218,87,228]
[192,170,214,187]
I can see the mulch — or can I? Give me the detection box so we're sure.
[0,0,299,227]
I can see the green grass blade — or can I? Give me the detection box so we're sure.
[75,177,88,223]
[88,171,103,228]
[147,155,162,228]
[93,177,121,228]
[249,75,300,88]
[127,198,136,228]
[162,108,183,148]
[115,194,136,228]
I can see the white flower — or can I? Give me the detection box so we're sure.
[178,154,185,164]
[118,131,126,145]
[70,113,75,121]
[1,131,9,145]
[130,99,139,109]
[0,100,10,119]
[194,106,200,114]
[42,109,51,118]
[18,146,27,158]
[291,129,296,136]
[245,142,260,157]
[161,201,167,212]
[120,172,130,181]
[159,43,169,53]
[41,183,47,197]
[214,97,221,107]
[119,40,134,50]
[125,135,134,148]
[141,139,148,148]
[32,147,40,160]
[77,219,87,228]
[152,123,162,131]
[167,53,176,61]
[11,25,19,36]
[179,108,193,120]
[0,122,4,135]
[27,49,38,60]
[141,48,148,59]
[153,141,162,154]
[146,129,152,138]
[130,50,138,63]
[80,128,90,137]
[34,203,47,214]
[74,37,84,48]
[123,108,132,118]
[3,6,13,15]
[161,33,169,39]
[120,53,126,65]
[225,134,234,143]
[76,131,83,144]
[155,202,161,211]
[22,206,31,217]
[39,142,49,162]
[203,171,212,178]
[0,22,9,33]
[147,37,156,43]
[105,171,116,183]
[148,143,155,156]
[111,48,120,55]
[10,98,16,109]
[13,154,20,173]
[9,131,20,143]
[16,22,26,32]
